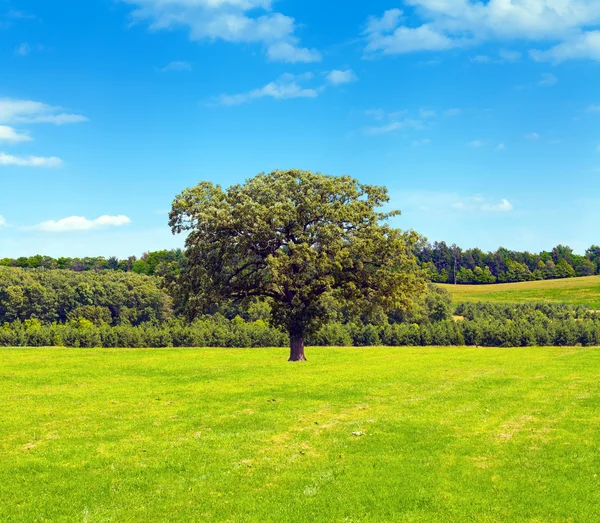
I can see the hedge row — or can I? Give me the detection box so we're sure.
[2,316,600,348]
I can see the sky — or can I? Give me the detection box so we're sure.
[1,0,600,258]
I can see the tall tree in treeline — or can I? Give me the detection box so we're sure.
[169,169,426,361]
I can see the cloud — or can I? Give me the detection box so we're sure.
[6,10,36,20]
[365,8,403,34]
[266,42,321,63]
[365,119,423,135]
[481,199,514,212]
[466,139,485,148]
[0,215,6,228]
[0,153,63,167]
[395,191,514,215]
[15,43,30,56]
[412,138,430,146]
[365,109,385,120]
[215,73,320,106]
[214,69,355,106]
[365,20,456,55]
[587,104,600,112]
[0,99,88,125]
[419,109,436,118]
[0,125,31,144]
[496,143,506,151]
[531,31,600,63]
[539,73,558,86]
[159,60,192,72]
[472,55,490,63]
[364,2,600,61]
[444,108,461,117]
[525,132,541,140]
[498,49,522,62]
[33,215,132,232]
[326,69,358,85]
[122,0,320,63]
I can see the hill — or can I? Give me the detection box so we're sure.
[441,275,600,308]
[2,347,600,521]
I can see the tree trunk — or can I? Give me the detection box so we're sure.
[288,333,307,362]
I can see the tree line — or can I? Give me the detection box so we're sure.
[0,267,172,326]
[0,249,184,277]
[417,242,600,284]
[2,302,599,348]
[3,242,599,286]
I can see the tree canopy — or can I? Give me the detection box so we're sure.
[169,169,426,360]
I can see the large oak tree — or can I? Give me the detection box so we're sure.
[169,170,425,361]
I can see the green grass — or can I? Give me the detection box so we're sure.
[2,347,600,522]
[441,275,600,307]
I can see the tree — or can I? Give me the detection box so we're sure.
[554,258,576,278]
[169,169,426,361]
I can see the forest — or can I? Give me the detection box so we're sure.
[2,242,599,284]
[1,265,599,348]
[418,242,600,283]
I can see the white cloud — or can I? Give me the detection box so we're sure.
[15,43,30,56]
[365,21,456,54]
[412,138,430,146]
[0,125,31,144]
[365,121,405,135]
[365,119,423,135]
[266,42,321,63]
[472,55,490,63]
[159,60,192,72]
[444,108,461,117]
[531,30,600,63]
[0,215,7,228]
[0,99,88,125]
[586,104,600,112]
[394,191,514,214]
[365,8,403,34]
[496,143,506,151]
[33,215,132,232]
[364,2,600,61]
[525,132,541,140]
[0,153,63,167]
[365,109,385,120]
[123,0,320,63]
[539,73,558,86]
[499,49,522,62]
[326,69,358,85]
[419,108,436,118]
[466,139,485,148]
[481,199,514,212]
[215,73,320,106]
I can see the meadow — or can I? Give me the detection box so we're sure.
[441,275,600,308]
[2,347,600,522]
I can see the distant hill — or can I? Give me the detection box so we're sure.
[440,275,600,308]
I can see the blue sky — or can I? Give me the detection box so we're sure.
[1,0,599,258]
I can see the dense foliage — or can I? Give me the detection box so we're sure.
[0,267,172,326]
[417,242,600,283]
[2,294,599,348]
[0,249,184,276]
[2,243,599,286]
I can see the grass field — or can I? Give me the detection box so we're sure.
[2,347,600,522]
[441,275,600,308]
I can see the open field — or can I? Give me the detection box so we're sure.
[2,347,600,521]
[441,275,600,307]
